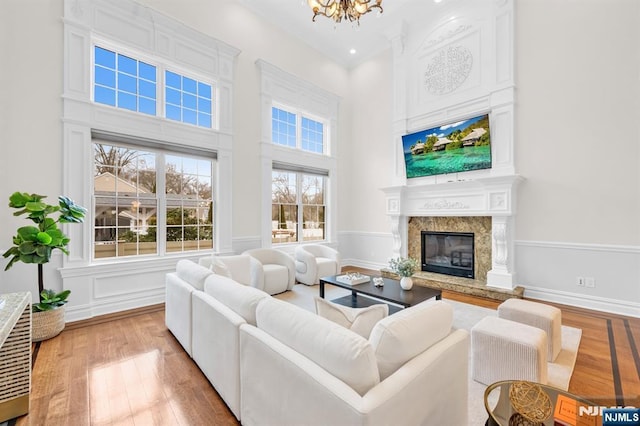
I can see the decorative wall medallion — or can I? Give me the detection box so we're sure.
[423,45,473,95]
[422,199,470,210]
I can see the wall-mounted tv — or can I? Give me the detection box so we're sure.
[401,113,492,179]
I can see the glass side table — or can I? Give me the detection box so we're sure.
[484,380,601,426]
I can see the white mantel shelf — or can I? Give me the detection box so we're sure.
[380,174,524,290]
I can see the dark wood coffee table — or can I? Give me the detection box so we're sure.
[319,275,442,314]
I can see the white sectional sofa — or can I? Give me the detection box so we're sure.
[165,259,469,425]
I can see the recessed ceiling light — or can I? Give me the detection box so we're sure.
[434,0,443,3]
[349,48,357,55]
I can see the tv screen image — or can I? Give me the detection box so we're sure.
[401,113,492,178]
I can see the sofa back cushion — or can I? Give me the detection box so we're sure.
[369,300,453,380]
[176,259,214,291]
[204,274,268,326]
[314,297,388,339]
[256,298,380,396]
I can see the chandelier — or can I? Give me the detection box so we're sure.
[307,0,383,24]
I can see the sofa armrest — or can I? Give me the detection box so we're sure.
[165,272,195,356]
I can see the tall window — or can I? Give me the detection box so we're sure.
[93,45,215,129]
[271,170,325,244]
[271,106,325,154]
[94,141,214,259]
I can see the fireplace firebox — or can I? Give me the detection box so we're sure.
[421,231,475,279]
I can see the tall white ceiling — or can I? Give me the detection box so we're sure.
[237,0,459,69]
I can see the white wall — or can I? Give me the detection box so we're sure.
[0,0,66,296]
[513,0,640,314]
[515,0,640,246]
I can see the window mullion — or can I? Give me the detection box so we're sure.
[297,172,303,242]
[157,152,167,255]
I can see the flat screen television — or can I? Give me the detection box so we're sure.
[401,113,492,179]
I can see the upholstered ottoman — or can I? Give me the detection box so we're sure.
[498,298,562,362]
[471,316,547,385]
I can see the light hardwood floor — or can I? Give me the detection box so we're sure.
[14,271,640,425]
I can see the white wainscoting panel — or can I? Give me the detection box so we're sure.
[337,231,394,271]
[515,240,640,318]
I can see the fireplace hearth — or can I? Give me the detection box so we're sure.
[421,231,474,279]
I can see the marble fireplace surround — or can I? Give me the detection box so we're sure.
[381,175,523,298]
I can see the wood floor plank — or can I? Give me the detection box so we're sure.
[13,268,640,425]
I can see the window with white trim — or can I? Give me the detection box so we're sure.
[92,44,215,129]
[93,140,214,259]
[271,106,326,154]
[271,169,326,244]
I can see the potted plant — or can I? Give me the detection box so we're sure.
[3,191,87,341]
[388,256,419,290]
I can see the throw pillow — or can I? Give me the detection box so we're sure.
[209,255,231,277]
[369,300,453,380]
[314,297,388,339]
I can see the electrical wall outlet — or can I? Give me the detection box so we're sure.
[576,277,585,287]
[585,277,596,288]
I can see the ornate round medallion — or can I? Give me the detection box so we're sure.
[423,45,473,95]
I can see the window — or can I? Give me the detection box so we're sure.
[94,46,157,115]
[165,71,213,128]
[93,45,215,129]
[271,106,325,154]
[271,170,325,244]
[94,141,214,259]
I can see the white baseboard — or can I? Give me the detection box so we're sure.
[516,240,640,317]
[524,286,640,318]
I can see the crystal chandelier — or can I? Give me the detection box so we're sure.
[307,0,383,24]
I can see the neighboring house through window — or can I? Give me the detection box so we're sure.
[93,140,214,259]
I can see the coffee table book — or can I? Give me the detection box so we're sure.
[335,274,371,285]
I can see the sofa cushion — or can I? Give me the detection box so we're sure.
[369,300,453,380]
[314,297,388,339]
[176,259,214,291]
[204,274,269,326]
[256,298,380,396]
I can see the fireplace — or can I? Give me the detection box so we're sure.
[421,231,475,279]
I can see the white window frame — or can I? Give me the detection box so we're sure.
[61,0,239,322]
[271,169,327,245]
[91,137,217,261]
[91,38,220,130]
[271,102,328,155]
[257,59,339,249]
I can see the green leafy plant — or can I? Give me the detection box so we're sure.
[33,289,71,312]
[3,192,87,310]
[388,256,419,277]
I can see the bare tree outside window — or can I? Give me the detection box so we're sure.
[93,142,213,258]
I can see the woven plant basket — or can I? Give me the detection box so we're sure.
[32,307,66,342]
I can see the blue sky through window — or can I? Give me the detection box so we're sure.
[165,70,213,128]
[94,46,157,116]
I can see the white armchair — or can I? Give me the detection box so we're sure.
[294,244,340,286]
[243,248,296,295]
[199,255,264,290]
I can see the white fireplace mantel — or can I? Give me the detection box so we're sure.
[381,174,523,290]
